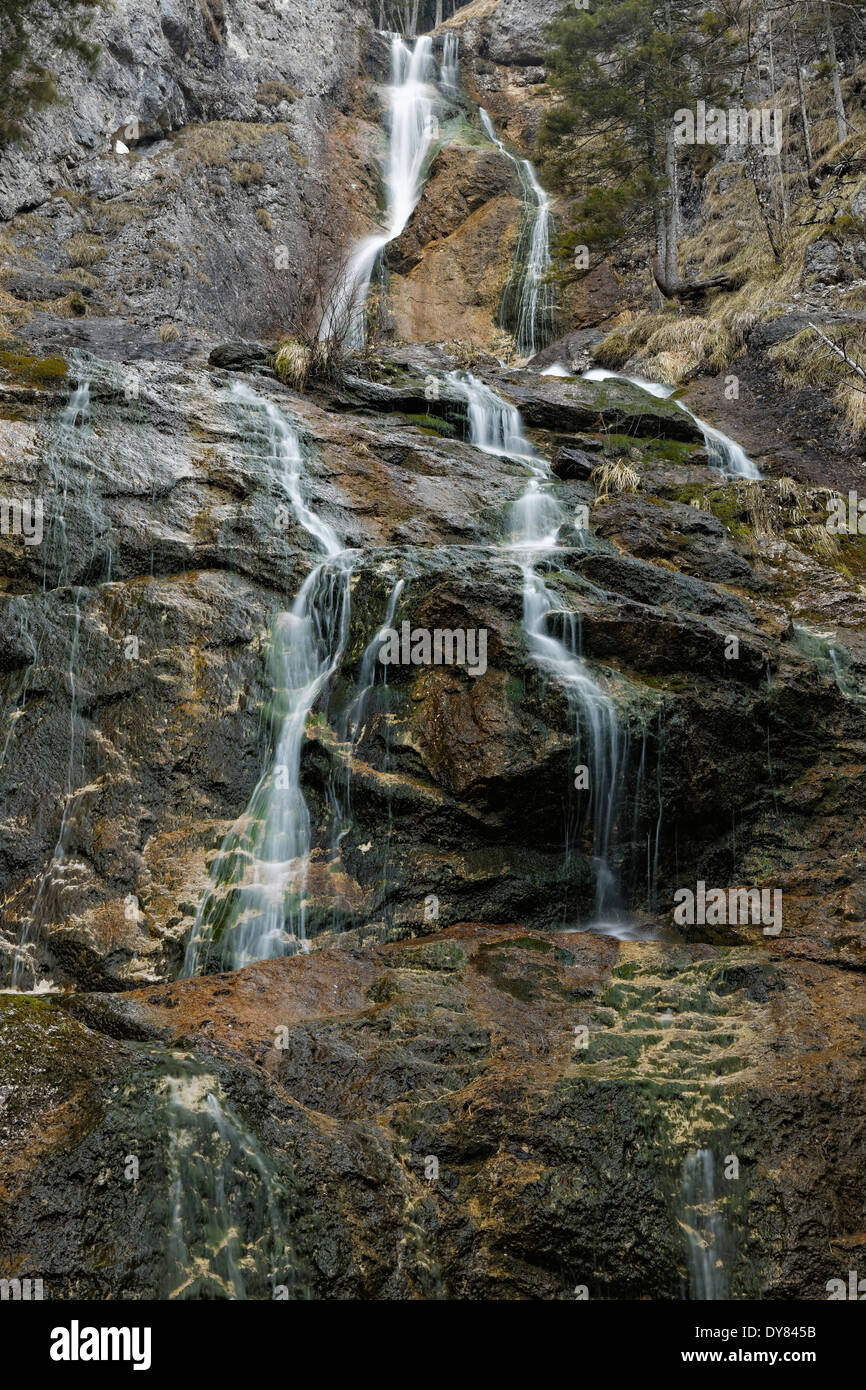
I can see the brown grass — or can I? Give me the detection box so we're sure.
[63,234,107,267]
[591,459,641,498]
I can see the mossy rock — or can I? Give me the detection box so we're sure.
[391,940,466,972]
[400,412,456,438]
[0,343,67,387]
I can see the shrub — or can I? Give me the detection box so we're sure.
[232,161,266,188]
[256,81,298,108]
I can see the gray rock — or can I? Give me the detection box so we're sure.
[3,274,93,302]
[552,445,595,480]
[804,236,847,285]
[208,339,271,369]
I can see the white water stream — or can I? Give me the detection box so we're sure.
[480,109,554,360]
[183,386,353,974]
[449,370,629,930]
[679,1148,731,1300]
[582,367,761,479]
[321,34,446,347]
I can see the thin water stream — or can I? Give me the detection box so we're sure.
[449,370,631,932]
[582,367,761,480]
[480,109,555,359]
[183,386,354,974]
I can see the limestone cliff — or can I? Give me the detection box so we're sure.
[0,0,864,1306]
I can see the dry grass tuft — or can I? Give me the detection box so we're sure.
[594,310,740,382]
[591,459,641,498]
[274,338,311,389]
[63,234,107,267]
[790,523,842,563]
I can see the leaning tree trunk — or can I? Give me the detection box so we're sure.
[822,1,848,145]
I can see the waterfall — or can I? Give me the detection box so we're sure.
[328,576,405,864]
[582,367,761,480]
[440,31,460,90]
[446,369,538,460]
[792,624,862,701]
[480,109,555,361]
[150,1054,300,1299]
[183,386,353,975]
[321,34,441,347]
[451,371,628,929]
[10,374,93,989]
[679,1149,731,1300]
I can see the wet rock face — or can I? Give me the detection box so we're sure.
[386,141,522,348]
[2,340,865,991]
[1,1,865,1305]
[2,927,864,1299]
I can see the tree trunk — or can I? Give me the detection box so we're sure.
[790,12,814,170]
[822,1,848,145]
[435,0,443,27]
[663,121,680,287]
[768,16,789,223]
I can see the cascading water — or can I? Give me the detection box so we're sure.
[144,1052,301,1299]
[480,109,555,361]
[183,385,353,975]
[792,624,863,701]
[325,576,406,929]
[679,1148,731,1300]
[447,369,539,461]
[10,375,93,989]
[582,367,761,480]
[329,576,405,849]
[322,34,442,347]
[450,370,628,929]
[440,31,460,90]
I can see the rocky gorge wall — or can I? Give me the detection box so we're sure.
[1,0,865,1303]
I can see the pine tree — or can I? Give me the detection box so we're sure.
[0,0,102,146]
[540,0,747,297]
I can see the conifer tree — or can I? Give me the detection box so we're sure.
[0,0,102,146]
[540,0,747,295]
